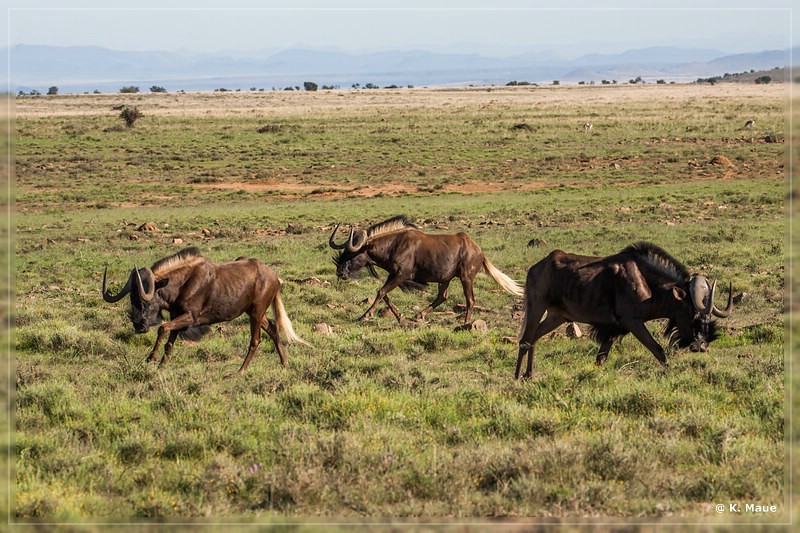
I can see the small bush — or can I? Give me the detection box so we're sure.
[119,106,143,128]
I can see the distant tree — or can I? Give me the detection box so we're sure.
[552,80,560,85]
[656,79,666,84]
[303,81,319,91]
[120,86,140,93]
[755,75,772,84]
[149,85,167,93]
[365,83,379,89]
[93,89,101,94]
[47,86,58,95]
[119,106,143,128]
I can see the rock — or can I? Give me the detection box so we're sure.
[472,319,488,332]
[314,323,333,335]
[527,237,548,247]
[137,223,158,232]
[455,319,488,333]
[709,155,734,167]
[292,277,331,287]
[733,292,750,305]
[566,322,583,338]
[172,238,183,245]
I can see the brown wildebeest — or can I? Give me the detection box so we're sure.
[515,242,732,379]
[329,215,523,323]
[102,247,310,374]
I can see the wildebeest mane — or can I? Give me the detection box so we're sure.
[152,247,204,275]
[621,241,690,283]
[366,215,417,238]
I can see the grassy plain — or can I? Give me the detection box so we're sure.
[12,83,789,524]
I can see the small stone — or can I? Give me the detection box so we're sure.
[314,323,332,335]
[566,323,583,338]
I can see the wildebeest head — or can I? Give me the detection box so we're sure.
[102,265,166,333]
[667,275,732,352]
[329,223,371,279]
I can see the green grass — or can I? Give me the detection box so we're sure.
[12,86,788,522]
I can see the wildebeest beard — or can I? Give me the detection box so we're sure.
[664,317,720,350]
[589,318,720,352]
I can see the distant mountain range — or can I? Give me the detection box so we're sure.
[4,44,794,93]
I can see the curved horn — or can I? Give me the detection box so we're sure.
[102,266,134,303]
[689,276,713,315]
[328,223,347,250]
[346,227,367,253]
[712,281,734,318]
[134,266,156,302]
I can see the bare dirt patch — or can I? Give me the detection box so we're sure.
[192,179,557,199]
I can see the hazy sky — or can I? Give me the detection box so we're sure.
[2,1,797,57]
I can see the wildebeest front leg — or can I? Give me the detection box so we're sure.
[359,276,405,321]
[418,281,450,320]
[382,295,403,323]
[159,330,181,368]
[620,319,668,368]
[146,327,169,363]
[147,313,197,366]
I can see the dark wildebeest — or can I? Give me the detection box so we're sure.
[329,215,524,323]
[102,247,310,374]
[515,242,732,379]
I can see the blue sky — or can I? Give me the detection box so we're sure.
[2,1,797,57]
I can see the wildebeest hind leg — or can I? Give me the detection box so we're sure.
[259,317,287,369]
[460,277,476,323]
[239,315,264,374]
[516,303,547,379]
[595,337,616,366]
[418,281,450,320]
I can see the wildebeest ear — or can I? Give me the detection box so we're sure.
[155,279,169,290]
[672,287,687,301]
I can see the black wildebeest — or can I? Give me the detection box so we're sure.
[329,215,524,323]
[515,242,733,379]
[102,247,310,374]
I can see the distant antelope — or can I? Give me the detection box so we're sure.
[583,122,593,133]
[744,119,755,129]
